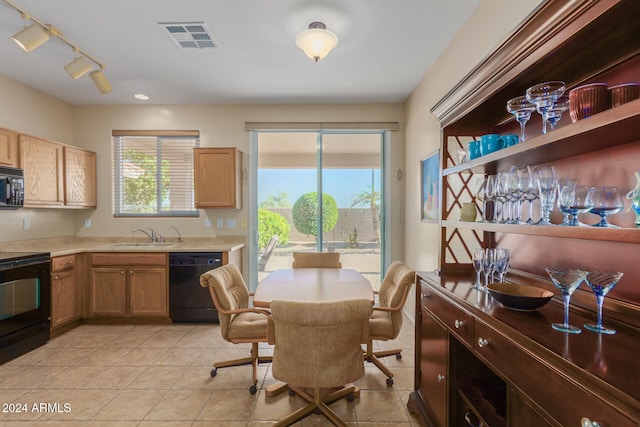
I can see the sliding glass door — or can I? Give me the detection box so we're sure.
[254,130,385,289]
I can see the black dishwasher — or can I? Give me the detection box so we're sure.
[169,252,222,322]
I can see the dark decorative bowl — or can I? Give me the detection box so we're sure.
[487,283,554,311]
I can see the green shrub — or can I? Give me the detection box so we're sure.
[258,209,290,249]
[292,192,338,238]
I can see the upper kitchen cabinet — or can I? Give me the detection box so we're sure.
[64,146,97,208]
[19,134,64,207]
[0,128,19,167]
[194,147,243,209]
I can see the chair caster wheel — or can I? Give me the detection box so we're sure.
[386,377,394,386]
[249,385,257,394]
[396,354,402,360]
[210,368,217,377]
[347,393,355,402]
[288,388,295,397]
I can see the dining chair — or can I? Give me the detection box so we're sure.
[365,260,416,386]
[268,298,373,427]
[291,251,342,268]
[199,263,272,394]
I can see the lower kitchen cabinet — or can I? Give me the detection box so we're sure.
[90,253,168,318]
[51,255,81,330]
[418,305,448,427]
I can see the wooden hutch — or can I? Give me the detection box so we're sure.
[408,1,640,426]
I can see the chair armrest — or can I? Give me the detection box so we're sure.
[218,306,271,316]
[373,306,396,313]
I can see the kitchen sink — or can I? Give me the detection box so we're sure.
[110,242,178,247]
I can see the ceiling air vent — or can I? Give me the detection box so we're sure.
[159,22,218,49]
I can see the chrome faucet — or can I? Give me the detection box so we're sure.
[168,225,183,243]
[132,227,156,242]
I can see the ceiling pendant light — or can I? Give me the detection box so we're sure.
[295,21,338,62]
[90,67,112,94]
[64,50,93,79]
[12,15,50,52]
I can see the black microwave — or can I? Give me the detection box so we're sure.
[0,166,24,209]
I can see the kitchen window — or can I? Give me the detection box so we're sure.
[112,130,199,217]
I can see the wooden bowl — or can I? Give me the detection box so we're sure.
[569,83,608,122]
[487,283,554,311]
[609,83,639,108]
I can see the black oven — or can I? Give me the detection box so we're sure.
[0,252,51,364]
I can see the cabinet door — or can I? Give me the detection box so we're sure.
[19,135,64,206]
[91,267,127,316]
[194,148,242,208]
[0,128,18,166]
[420,306,448,427]
[51,270,76,328]
[128,267,167,316]
[64,146,96,207]
[508,388,553,427]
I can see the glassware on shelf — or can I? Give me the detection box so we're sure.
[495,171,510,224]
[494,248,511,283]
[526,81,566,134]
[545,268,589,334]
[557,179,578,226]
[471,248,484,290]
[533,165,557,225]
[568,185,594,226]
[506,96,536,142]
[626,170,640,228]
[474,176,489,223]
[485,174,497,223]
[586,186,624,228]
[523,165,538,224]
[481,248,496,292]
[584,271,624,334]
[542,95,569,132]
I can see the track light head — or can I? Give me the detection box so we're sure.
[12,22,49,52]
[64,55,93,79]
[90,68,112,94]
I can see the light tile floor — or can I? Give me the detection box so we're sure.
[0,318,420,426]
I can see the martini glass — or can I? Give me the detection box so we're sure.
[526,81,566,134]
[584,271,623,334]
[545,268,588,333]
[586,187,624,228]
[507,96,536,142]
[542,96,569,132]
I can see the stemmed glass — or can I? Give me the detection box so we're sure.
[495,172,510,223]
[507,96,536,142]
[584,271,624,334]
[542,95,569,132]
[526,81,566,134]
[568,186,594,226]
[546,268,589,334]
[481,248,496,291]
[587,187,624,228]
[507,166,525,224]
[522,165,538,224]
[471,248,484,290]
[474,177,489,223]
[557,179,578,226]
[534,165,557,225]
[494,249,511,283]
[485,175,497,223]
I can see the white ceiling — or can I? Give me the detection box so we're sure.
[0,0,480,106]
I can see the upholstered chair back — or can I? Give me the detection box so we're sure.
[372,261,416,339]
[292,251,342,268]
[199,263,250,341]
[269,299,372,389]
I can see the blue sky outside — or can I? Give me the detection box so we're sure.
[258,168,381,208]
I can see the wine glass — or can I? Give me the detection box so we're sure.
[471,248,484,289]
[494,248,511,283]
[495,171,510,223]
[542,95,569,132]
[568,186,594,226]
[481,248,496,291]
[526,81,566,134]
[545,268,589,333]
[522,165,538,224]
[507,96,536,142]
[534,165,557,225]
[586,187,624,228]
[557,179,578,226]
[507,166,525,224]
[584,271,624,334]
[474,177,489,223]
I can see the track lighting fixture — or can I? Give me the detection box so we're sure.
[4,0,112,94]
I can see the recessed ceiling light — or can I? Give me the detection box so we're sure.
[134,93,149,100]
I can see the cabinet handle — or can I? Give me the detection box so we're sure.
[421,293,430,299]
[120,270,125,275]
[454,319,464,329]
[477,337,489,348]
[581,418,601,427]
[129,270,134,274]
[53,275,59,280]
[464,411,480,427]
[437,374,445,382]
[62,261,73,266]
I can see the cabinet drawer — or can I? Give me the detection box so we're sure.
[421,281,474,348]
[474,321,634,427]
[91,252,166,266]
[51,255,76,272]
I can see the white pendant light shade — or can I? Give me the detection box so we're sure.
[64,56,93,79]
[90,68,112,94]
[12,23,49,52]
[295,22,338,62]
